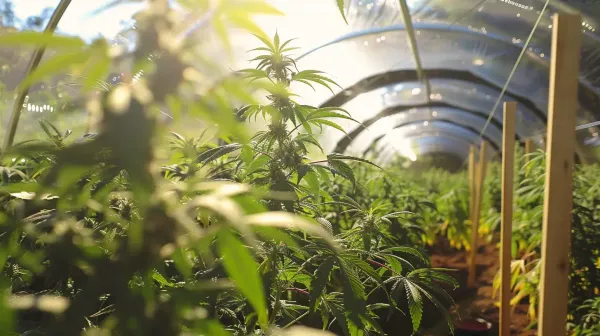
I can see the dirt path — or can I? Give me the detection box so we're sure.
[426,239,536,335]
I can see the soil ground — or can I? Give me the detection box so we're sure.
[425,238,536,335]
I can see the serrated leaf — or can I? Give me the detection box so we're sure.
[330,303,351,336]
[309,257,335,311]
[197,143,242,166]
[316,217,333,234]
[242,212,337,249]
[404,281,423,333]
[384,256,403,275]
[327,159,355,186]
[327,153,384,171]
[310,119,348,135]
[338,259,367,332]
[217,228,268,327]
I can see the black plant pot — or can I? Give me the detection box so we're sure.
[454,318,493,336]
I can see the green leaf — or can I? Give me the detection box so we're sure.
[338,259,367,331]
[245,154,270,175]
[327,159,355,186]
[252,33,276,51]
[404,280,424,333]
[327,153,385,171]
[304,170,321,203]
[310,119,348,135]
[316,217,333,234]
[0,278,13,333]
[152,269,175,288]
[239,68,269,82]
[217,228,268,327]
[0,31,85,48]
[195,319,232,336]
[384,256,403,275]
[19,50,90,89]
[307,109,358,124]
[297,164,310,184]
[274,31,281,50]
[253,226,299,249]
[197,143,242,166]
[309,257,335,311]
[172,247,193,279]
[241,212,337,248]
[381,246,426,262]
[336,0,348,24]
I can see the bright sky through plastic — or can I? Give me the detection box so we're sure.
[12,0,141,39]
[11,0,422,162]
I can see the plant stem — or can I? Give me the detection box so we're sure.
[367,258,399,275]
[2,0,72,150]
[286,287,310,295]
[283,310,310,329]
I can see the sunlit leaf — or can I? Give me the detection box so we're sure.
[217,228,268,327]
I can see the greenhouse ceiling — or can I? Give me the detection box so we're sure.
[4,0,600,163]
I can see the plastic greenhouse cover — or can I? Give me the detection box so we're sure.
[3,0,600,158]
[347,120,498,159]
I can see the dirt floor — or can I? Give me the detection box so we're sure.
[427,239,536,335]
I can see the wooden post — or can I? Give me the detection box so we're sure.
[468,145,476,222]
[538,13,581,336]
[500,102,516,336]
[525,139,534,162]
[468,141,488,288]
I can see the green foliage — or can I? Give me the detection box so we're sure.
[482,150,600,331]
[570,297,600,336]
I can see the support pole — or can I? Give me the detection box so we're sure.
[538,13,581,336]
[525,139,534,162]
[500,102,516,336]
[468,145,476,224]
[468,141,488,288]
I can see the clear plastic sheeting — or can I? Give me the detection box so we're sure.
[316,78,547,152]
[286,0,600,161]
[344,0,600,94]
[372,134,493,164]
[2,0,600,161]
[347,120,498,161]
[296,26,597,119]
[333,106,504,152]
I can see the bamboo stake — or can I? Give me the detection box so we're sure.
[538,13,581,336]
[500,102,516,336]
[468,141,488,288]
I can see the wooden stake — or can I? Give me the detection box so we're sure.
[538,13,581,336]
[525,139,534,162]
[468,141,488,288]
[468,145,476,222]
[500,102,516,336]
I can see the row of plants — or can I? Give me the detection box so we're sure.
[413,145,600,335]
[0,1,463,335]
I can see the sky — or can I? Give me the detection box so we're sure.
[11,0,142,39]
